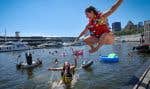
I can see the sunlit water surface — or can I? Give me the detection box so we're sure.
[0,42,150,89]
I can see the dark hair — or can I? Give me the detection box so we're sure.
[63,63,70,72]
[61,63,71,77]
[85,6,98,15]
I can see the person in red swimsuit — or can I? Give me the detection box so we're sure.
[74,0,123,53]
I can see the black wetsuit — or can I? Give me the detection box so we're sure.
[28,54,32,65]
[25,53,32,65]
[61,67,73,84]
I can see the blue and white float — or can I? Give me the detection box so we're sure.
[99,53,119,63]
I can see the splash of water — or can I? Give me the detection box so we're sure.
[50,74,79,89]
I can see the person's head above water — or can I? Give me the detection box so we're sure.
[29,52,32,56]
[63,61,71,71]
[85,6,99,19]
[64,62,70,67]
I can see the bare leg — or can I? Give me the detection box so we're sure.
[89,32,115,53]
[105,32,115,45]
[84,36,98,51]
[89,41,103,53]
[89,37,104,53]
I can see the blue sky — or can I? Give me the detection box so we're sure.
[0,0,150,37]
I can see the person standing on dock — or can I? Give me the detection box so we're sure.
[74,0,123,53]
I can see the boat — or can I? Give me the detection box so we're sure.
[0,41,31,52]
[71,41,86,46]
[38,42,63,48]
[99,53,119,63]
[82,61,93,69]
[133,44,150,53]
[133,22,150,53]
[63,42,73,46]
[16,59,42,69]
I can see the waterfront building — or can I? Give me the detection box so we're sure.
[0,36,76,46]
[144,20,150,44]
[112,22,121,32]
[124,21,137,30]
[15,31,20,40]
[138,22,144,30]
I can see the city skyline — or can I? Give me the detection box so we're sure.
[0,0,150,37]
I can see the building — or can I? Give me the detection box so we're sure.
[112,22,121,32]
[138,22,144,30]
[15,31,20,40]
[138,22,143,28]
[133,20,150,53]
[124,21,137,30]
[15,31,20,37]
[144,20,150,44]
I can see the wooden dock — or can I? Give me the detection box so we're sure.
[133,65,150,89]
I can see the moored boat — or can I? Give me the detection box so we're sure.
[133,44,150,53]
[82,61,93,69]
[16,59,42,69]
[0,41,31,52]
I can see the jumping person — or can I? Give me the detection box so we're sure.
[74,0,123,53]
[48,57,77,86]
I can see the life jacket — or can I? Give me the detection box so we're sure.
[87,13,110,38]
[61,67,73,84]
[62,73,72,84]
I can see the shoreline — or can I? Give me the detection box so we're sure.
[115,34,141,42]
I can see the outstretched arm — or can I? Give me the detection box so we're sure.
[70,57,78,70]
[75,26,89,41]
[48,67,63,71]
[102,0,123,18]
[74,57,77,68]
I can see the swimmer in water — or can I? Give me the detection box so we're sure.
[55,50,58,53]
[54,59,59,64]
[48,57,78,87]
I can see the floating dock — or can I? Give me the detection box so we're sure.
[133,65,150,89]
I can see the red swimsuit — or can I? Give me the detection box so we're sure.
[87,13,110,38]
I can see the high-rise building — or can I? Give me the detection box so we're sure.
[15,31,20,37]
[144,20,150,44]
[15,31,20,40]
[138,22,143,27]
[124,21,135,30]
[138,22,144,30]
[112,22,121,32]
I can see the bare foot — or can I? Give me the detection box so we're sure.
[89,45,94,51]
[89,46,99,53]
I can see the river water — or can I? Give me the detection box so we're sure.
[0,42,150,89]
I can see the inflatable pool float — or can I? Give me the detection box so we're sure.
[16,60,42,69]
[99,53,119,63]
[82,61,93,69]
[73,50,83,56]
